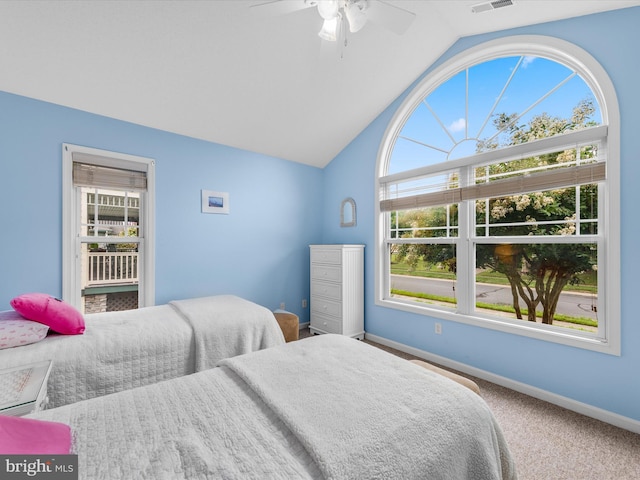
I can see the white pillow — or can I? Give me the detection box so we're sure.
[0,310,49,349]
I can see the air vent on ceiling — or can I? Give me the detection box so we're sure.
[471,0,514,13]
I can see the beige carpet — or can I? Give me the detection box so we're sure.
[299,328,640,479]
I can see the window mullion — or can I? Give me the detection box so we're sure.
[456,165,473,315]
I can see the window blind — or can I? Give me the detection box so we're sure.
[73,161,147,191]
[380,162,605,212]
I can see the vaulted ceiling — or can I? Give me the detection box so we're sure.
[0,0,637,167]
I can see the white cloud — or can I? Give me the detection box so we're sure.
[449,118,466,132]
[522,56,536,68]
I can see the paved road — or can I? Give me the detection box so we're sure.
[390,274,598,320]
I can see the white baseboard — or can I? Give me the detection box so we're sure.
[299,321,309,330]
[365,332,640,435]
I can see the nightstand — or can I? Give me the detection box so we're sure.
[0,360,52,416]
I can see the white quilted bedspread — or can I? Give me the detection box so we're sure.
[0,304,194,409]
[31,366,323,480]
[0,295,284,408]
[30,335,516,480]
[169,295,285,370]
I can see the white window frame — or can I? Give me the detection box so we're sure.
[375,36,620,355]
[62,143,156,310]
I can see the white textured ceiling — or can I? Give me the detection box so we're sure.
[0,0,638,168]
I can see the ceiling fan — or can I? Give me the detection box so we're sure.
[250,0,416,42]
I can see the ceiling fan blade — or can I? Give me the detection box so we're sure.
[250,0,314,17]
[366,0,416,35]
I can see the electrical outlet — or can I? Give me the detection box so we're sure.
[302,299,307,308]
[280,302,285,310]
[435,322,442,335]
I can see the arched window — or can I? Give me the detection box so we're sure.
[376,36,620,354]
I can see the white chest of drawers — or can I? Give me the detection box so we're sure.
[310,244,364,339]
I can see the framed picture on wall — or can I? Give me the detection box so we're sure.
[201,190,229,214]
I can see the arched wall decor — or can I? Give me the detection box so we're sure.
[340,197,357,227]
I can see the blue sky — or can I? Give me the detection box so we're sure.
[389,55,600,174]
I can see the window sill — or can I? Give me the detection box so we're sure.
[375,296,620,356]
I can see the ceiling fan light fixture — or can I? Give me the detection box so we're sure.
[317,0,339,20]
[345,0,368,33]
[318,15,340,41]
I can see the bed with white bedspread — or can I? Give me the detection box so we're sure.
[0,295,284,408]
[29,334,517,479]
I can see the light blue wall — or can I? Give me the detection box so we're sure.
[0,91,323,322]
[322,7,640,422]
[1,6,638,425]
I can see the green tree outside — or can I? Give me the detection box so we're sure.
[393,100,599,326]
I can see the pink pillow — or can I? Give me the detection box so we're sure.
[0,310,49,349]
[0,415,71,454]
[10,293,85,335]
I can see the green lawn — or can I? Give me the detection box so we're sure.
[390,257,598,329]
[390,258,597,293]
[390,288,598,329]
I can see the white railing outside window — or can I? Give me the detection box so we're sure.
[85,251,139,287]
